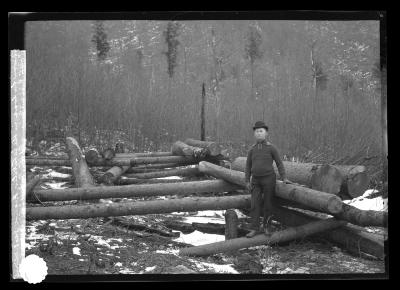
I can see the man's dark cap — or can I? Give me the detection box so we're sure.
[253,121,269,131]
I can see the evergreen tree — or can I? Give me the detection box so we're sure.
[163,21,181,78]
[92,21,111,61]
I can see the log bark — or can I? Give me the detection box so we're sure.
[124,167,202,179]
[184,138,228,158]
[225,209,239,240]
[26,158,72,166]
[26,174,42,196]
[179,218,346,256]
[333,203,387,228]
[102,148,115,160]
[107,217,180,237]
[231,157,343,195]
[171,141,208,159]
[270,206,385,260]
[163,220,195,234]
[115,152,173,158]
[115,178,185,185]
[85,148,100,165]
[29,179,240,202]
[333,165,370,198]
[26,194,251,220]
[99,165,131,185]
[66,137,96,188]
[87,156,198,167]
[199,161,343,215]
[125,162,197,173]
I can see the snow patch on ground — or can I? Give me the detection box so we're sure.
[196,262,239,274]
[194,210,225,218]
[44,182,70,189]
[46,171,71,178]
[145,266,156,272]
[173,230,225,246]
[155,249,180,255]
[72,247,81,256]
[344,196,388,211]
[182,216,225,224]
[156,176,182,180]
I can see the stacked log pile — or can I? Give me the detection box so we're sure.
[25,137,386,260]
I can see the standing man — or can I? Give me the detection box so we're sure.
[245,121,290,238]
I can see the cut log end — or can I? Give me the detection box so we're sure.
[85,149,100,165]
[311,164,343,195]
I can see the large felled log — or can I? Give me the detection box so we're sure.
[163,220,196,234]
[270,206,385,260]
[115,178,185,185]
[124,167,202,179]
[106,217,180,238]
[28,179,240,202]
[333,165,370,198]
[26,158,72,166]
[99,165,131,185]
[85,148,101,165]
[171,141,209,159]
[179,218,347,256]
[125,162,197,173]
[231,157,344,195]
[26,174,42,196]
[66,137,96,188]
[116,152,173,158]
[333,203,387,228]
[86,156,198,167]
[26,194,251,220]
[184,138,228,158]
[199,161,343,215]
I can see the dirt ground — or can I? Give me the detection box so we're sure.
[25,210,386,276]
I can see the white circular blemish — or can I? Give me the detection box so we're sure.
[19,254,48,284]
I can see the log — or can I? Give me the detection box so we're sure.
[191,222,249,237]
[124,167,202,179]
[26,158,72,166]
[270,206,385,260]
[125,162,197,173]
[115,178,186,185]
[26,194,251,220]
[163,220,195,234]
[171,141,208,159]
[184,138,228,158]
[115,152,173,158]
[225,209,239,240]
[28,180,240,202]
[333,203,387,228]
[26,174,42,196]
[85,148,100,165]
[102,148,115,160]
[87,156,198,167]
[333,165,370,198]
[231,157,344,195]
[198,161,343,215]
[66,137,96,188]
[107,217,180,238]
[179,218,347,256]
[99,165,131,185]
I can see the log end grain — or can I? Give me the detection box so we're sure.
[311,164,343,195]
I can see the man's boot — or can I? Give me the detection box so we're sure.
[263,215,274,236]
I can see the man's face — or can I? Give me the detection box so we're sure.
[254,128,268,140]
